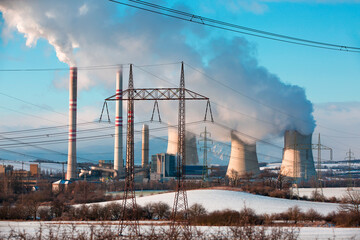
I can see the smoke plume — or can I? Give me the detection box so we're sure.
[0,0,315,142]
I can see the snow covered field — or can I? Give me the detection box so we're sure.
[0,221,359,240]
[2,189,358,239]
[296,187,360,199]
[87,189,341,215]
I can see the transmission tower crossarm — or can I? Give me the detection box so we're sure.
[105,88,209,101]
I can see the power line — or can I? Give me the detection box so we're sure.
[0,92,70,120]
[184,63,315,126]
[0,147,57,163]
[0,135,95,162]
[185,63,360,138]
[0,125,115,142]
[0,105,66,125]
[0,121,98,135]
[0,62,181,72]
[107,0,360,53]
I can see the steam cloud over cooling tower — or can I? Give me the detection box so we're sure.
[280,130,316,181]
[226,131,260,178]
[0,1,316,147]
[167,127,199,165]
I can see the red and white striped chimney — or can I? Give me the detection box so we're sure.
[66,67,77,180]
[114,66,123,177]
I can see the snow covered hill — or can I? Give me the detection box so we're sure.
[93,189,340,215]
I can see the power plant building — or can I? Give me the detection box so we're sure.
[166,127,199,165]
[280,130,316,181]
[226,131,260,178]
[150,153,176,180]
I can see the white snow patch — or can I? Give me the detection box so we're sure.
[297,187,360,199]
[86,189,340,215]
[0,221,359,240]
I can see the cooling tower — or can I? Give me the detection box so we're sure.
[142,124,149,167]
[280,130,316,181]
[114,67,123,177]
[166,127,199,165]
[66,67,77,180]
[226,131,260,178]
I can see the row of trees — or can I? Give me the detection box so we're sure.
[1,193,359,227]
[1,223,299,240]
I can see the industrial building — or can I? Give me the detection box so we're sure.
[150,153,176,181]
[61,68,321,185]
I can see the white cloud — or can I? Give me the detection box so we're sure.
[313,102,360,160]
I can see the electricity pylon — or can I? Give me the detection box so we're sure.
[199,127,212,181]
[345,149,355,188]
[102,62,214,234]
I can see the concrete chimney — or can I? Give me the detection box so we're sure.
[226,131,260,178]
[280,130,316,181]
[66,67,77,180]
[142,124,149,167]
[114,67,123,177]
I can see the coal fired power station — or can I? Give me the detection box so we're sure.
[226,131,260,178]
[280,130,316,181]
[66,67,77,180]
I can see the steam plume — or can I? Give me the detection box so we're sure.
[0,0,315,142]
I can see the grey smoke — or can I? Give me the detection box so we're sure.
[0,0,315,142]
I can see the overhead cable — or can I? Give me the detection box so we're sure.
[107,0,360,53]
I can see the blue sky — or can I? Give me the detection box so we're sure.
[0,0,360,164]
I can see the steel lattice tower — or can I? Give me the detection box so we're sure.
[101,62,214,234]
[119,64,140,236]
[171,62,190,231]
[199,127,212,181]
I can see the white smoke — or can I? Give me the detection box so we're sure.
[0,0,315,142]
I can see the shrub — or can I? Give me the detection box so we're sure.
[304,208,323,222]
[151,202,171,220]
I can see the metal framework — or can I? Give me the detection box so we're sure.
[345,148,355,188]
[314,134,332,196]
[290,135,332,199]
[199,127,212,181]
[170,62,190,232]
[102,62,214,235]
[119,64,140,236]
[106,88,210,102]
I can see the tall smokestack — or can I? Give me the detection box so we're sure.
[280,130,316,181]
[66,67,77,180]
[142,124,149,168]
[114,67,123,177]
[166,127,199,165]
[226,131,260,178]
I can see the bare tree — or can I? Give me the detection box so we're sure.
[151,202,170,220]
[339,189,360,226]
[340,189,360,215]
